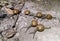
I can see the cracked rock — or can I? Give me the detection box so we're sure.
[0,15,18,32]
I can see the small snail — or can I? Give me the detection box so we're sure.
[45,14,56,20]
[29,24,51,38]
[36,12,43,18]
[24,10,30,15]
[13,9,20,15]
[25,19,38,32]
[31,20,38,27]
[36,24,44,32]
[4,7,20,16]
[36,24,51,32]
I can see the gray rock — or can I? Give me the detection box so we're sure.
[0,15,18,31]
[0,0,60,41]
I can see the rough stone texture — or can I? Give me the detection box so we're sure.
[0,15,18,31]
[17,1,60,41]
[0,0,60,41]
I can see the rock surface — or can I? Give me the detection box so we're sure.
[0,0,60,41]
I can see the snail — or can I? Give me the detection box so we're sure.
[29,24,51,38]
[24,10,30,15]
[25,19,38,32]
[33,12,45,19]
[36,24,51,32]
[35,12,43,18]
[13,9,20,15]
[20,19,38,32]
[34,12,56,20]
[45,14,56,20]
[4,7,20,16]
[31,20,38,27]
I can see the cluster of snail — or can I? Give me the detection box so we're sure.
[25,19,51,38]
[0,8,56,39]
[24,10,56,20]
[23,9,56,38]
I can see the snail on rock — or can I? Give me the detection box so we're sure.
[45,14,56,20]
[13,9,20,15]
[29,24,51,38]
[25,19,38,32]
[24,10,30,15]
[35,12,43,18]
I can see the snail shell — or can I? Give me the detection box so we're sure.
[36,24,44,32]
[31,20,38,27]
[45,14,53,20]
[36,12,42,18]
[5,29,16,38]
[13,9,20,15]
[24,10,30,15]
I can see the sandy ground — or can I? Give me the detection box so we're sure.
[0,0,60,41]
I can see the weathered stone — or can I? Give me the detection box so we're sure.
[2,28,16,39]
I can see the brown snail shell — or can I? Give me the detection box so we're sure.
[36,24,51,32]
[31,20,38,27]
[36,24,45,32]
[25,20,38,32]
[29,24,51,38]
[24,10,30,15]
[45,14,53,20]
[36,12,42,18]
[13,9,20,15]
